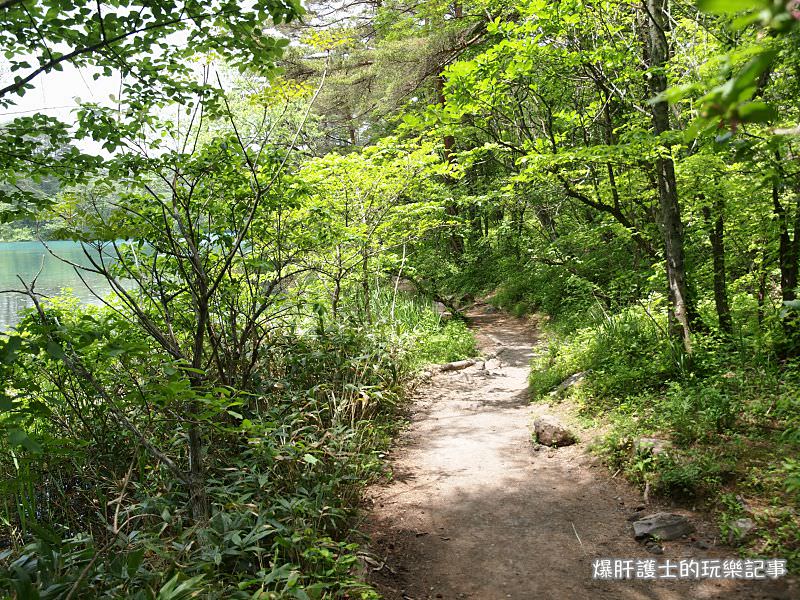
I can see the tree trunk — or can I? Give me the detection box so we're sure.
[362,248,372,324]
[701,198,732,333]
[773,179,799,302]
[187,300,210,522]
[757,260,767,329]
[644,0,692,353]
[468,204,482,242]
[772,176,800,353]
[331,276,341,318]
[187,422,209,521]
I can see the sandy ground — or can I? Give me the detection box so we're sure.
[363,306,798,600]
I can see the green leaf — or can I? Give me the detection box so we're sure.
[737,101,778,123]
[1,335,22,364]
[8,428,43,454]
[45,340,66,361]
[696,0,767,14]
[783,300,800,310]
[156,573,205,600]
[302,453,319,465]
[126,548,145,577]
[735,51,777,91]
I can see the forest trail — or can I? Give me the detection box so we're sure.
[365,305,796,600]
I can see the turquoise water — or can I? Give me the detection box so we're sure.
[0,241,116,330]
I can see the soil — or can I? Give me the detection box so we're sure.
[363,305,798,600]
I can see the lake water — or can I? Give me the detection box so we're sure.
[0,241,117,330]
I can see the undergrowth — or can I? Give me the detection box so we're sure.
[0,289,475,598]
[528,299,800,572]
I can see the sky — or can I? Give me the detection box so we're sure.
[0,62,120,125]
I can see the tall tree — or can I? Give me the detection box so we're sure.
[643,0,692,351]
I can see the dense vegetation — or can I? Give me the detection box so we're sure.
[1,0,799,596]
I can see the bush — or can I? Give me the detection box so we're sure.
[529,302,678,403]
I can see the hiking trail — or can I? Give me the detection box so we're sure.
[364,305,796,600]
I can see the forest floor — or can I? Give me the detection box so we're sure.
[363,304,798,600]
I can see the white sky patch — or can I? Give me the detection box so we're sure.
[0,61,120,123]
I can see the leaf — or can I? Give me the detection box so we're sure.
[7,428,43,454]
[1,336,22,364]
[262,563,295,585]
[734,51,777,93]
[302,453,319,465]
[45,340,66,361]
[696,0,767,14]
[157,573,205,600]
[715,131,734,144]
[126,548,145,577]
[737,101,778,123]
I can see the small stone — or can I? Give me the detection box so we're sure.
[633,512,695,541]
[485,358,501,370]
[634,437,673,457]
[534,415,577,447]
[550,371,587,396]
[727,518,756,544]
[736,494,754,514]
[644,540,664,554]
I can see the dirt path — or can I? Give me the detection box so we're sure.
[364,306,796,600]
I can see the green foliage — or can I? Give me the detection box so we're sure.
[533,302,800,568]
[415,320,477,366]
[366,289,477,368]
[0,270,473,597]
[0,0,302,219]
[529,303,677,401]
